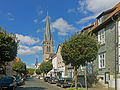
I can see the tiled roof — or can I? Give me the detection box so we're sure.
[16,57,21,62]
[83,2,120,33]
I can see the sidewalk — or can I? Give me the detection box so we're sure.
[66,88,115,90]
[88,88,115,90]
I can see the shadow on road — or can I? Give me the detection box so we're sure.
[16,87,46,90]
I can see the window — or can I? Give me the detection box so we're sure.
[98,29,105,44]
[47,46,49,52]
[99,53,106,69]
[49,46,51,52]
[98,16,103,25]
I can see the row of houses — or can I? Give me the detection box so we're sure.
[48,44,74,78]
[48,2,120,89]
[82,2,120,89]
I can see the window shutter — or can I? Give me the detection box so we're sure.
[98,32,100,42]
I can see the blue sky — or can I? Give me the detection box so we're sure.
[0,0,119,68]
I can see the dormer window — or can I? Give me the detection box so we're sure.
[98,16,103,25]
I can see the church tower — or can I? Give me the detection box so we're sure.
[43,10,53,62]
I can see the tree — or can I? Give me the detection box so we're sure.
[27,68,34,75]
[0,28,19,63]
[13,61,27,75]
[61,33,98,90]
[36,68,42,75]
[39,61,53,75]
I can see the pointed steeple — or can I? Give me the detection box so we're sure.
[43,10,53,62]
[43,9,53,42]
[35,56,38,67]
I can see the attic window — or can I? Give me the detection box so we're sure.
[98,16,103,25]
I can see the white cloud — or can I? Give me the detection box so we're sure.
[78,0,120,14]
[58,32,67,36]
[7,12,15,21]
[36,29,41,33]
[41,16,51,23]
[27,64,35,68]
[77,0,87,14]
[16,34,40,45]
[51,18,77,36]
[41,17,46,23]
[8,12,13,17]
[76,14,98,24]
[37,10,43,16]
[8,18,15,21]
[68,9,76,13]
[76,0,120,24]
[18,45,42,55]
[33,19,38,23]
[86,0,120,13]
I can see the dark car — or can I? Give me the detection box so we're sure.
[15,76,25,86]
[56,77,73,88]
[48,77,58,84]
[44,77,50,82]
[0,76,16,90]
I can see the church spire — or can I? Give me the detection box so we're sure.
[43,9,53,42]
[35,56,38,67]
[43,10,53,62]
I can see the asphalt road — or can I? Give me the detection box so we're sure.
[15,77,65,90]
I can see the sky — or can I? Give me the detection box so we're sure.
[0,0,119,68]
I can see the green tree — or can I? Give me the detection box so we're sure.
[61,33,98,89]
[39,61,53,75]
[0,28,19,63]
[27,68,34,75]
[36,68,42,75]
[13,61,27,75]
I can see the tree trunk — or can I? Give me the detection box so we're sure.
[75,67,78,90]
[3,62,6,76]
[43,73,44,78]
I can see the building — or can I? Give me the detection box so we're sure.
[56,44,74,78]
[43,11,53,62]
[0,57,20,78]
[48,54,57,77]
[82,2,120,89]
[33,57,41,76]
[16,57,21,62]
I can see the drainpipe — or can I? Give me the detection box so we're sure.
[112,16,118,90]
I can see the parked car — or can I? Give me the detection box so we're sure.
[72,75,85,88]
[39,76,44,80]
[44,77,50,82]
[0,76,16,90]
[48,77,58,84]
[56,77,73,88]
[15,76,25,86]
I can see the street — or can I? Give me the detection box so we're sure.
[15,77,64,90]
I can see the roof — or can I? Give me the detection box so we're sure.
[87,2,120,33]
[43,10,53,42]
[96,7,116,19]
[56,44,63,54]
[16,57,21,62]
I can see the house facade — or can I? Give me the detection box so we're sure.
[56,44,74,78]
[82,2,120,89]
[48,54,57,77]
